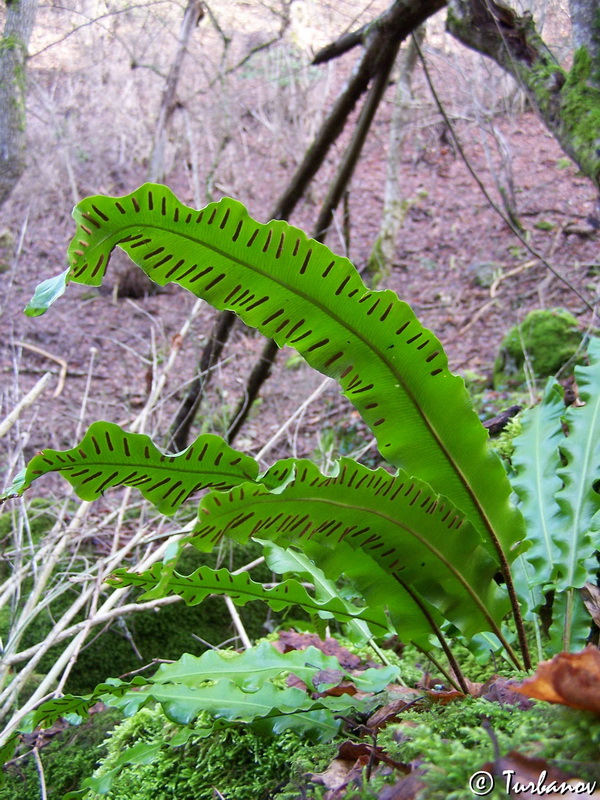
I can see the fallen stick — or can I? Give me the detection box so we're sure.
[0,371,52,438]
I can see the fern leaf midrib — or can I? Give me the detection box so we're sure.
[564,394,600,586]
[54,458,253,483]
[236,492,505,640]
[533,411,556,564]
[153,570,386,629]
[104,217,498,548]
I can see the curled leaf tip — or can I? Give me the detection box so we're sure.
[24,268,70,317]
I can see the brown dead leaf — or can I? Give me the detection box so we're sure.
[474,676,534,709]
[377,771,427,800]
[308,757,360,791]
[273,631,362,669]
[423,688,465,705]
[481,750,600,799]
[510,648,600,713]
[366,694,425,730]
[582,583,600,627]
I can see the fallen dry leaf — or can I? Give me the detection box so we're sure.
[377,771,427,800]
[510,647,600,713]
[308,757,359,791]
[423,687,465,705]
[582,583,600,628]
[273,631,362,669]
[367,698,419,730]
[474,676,535,709]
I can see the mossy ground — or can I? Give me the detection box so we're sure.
[83,706,336,800]
[382,699,600,800]
[7,642,597,800]
[493,308,583,388]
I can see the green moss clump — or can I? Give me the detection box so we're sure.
[381,699,600,800]
[490,415,522,468]
[0,709,122,800]
[89,705,336,800]
[493,308,583,388]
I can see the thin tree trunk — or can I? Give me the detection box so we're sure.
[227,44,402,445]
[275,0,445,220]
[118,0,204,299]
[167,309,236,451]
[313,34,403,241]
[170,3,426,451]
[149,0,204,183]
[0,0,39,208]
[447,0,600,191]
[365,27,424,287]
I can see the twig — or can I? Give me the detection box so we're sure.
[15,342,67,397]
[489,259,536,297]
[132,297,204,434]
[232,556,265,576]
[255,378,333,465]
[168,308,236,452]
[3,596,182,667]
[411,642,464,693]
[313,30,402,240]
[74,347,97,444]
[32,747,48,800]
[224,596,251,649]
[0,527,187,741]
[448,298,498,342]
[0,372,52,439]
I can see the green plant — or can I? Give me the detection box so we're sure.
[533,219,554,231]
[494,308,584,388]
[0,709,121,800]
[382,697,600,799]
[2,184,599,790]
[510,371,600,657]
[83,704,335,800]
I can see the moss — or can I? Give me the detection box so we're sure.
[89,705,336,800]
[493,308,583,388]
[381,699,600,800]
[533,219,554,231]
[490,415,522,468]
[364,235,387,288]
[0,35,24,56]
[0,708,122,800]
[561,48,600,179]
[0,499,55,546]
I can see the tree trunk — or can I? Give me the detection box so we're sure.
[447,0,600,191]
[365,26,424,287]
[117,0,204,299]
[0,0,39,208]
[148,0,204,183]
[569,0,600,89]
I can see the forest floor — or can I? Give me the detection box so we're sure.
[1,105,598,469]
